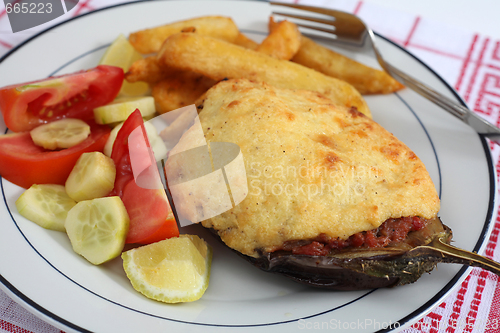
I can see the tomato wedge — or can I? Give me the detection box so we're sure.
[0,65,123,132]
[110,109,179,244]
[0,122,110,188]
[121,180,179,244]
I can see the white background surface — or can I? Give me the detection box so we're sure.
[365,0,500,40]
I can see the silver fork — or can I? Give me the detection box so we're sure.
[270,1,500,144]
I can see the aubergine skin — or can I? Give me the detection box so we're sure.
[243,253,403,290]
[213,217,454,290]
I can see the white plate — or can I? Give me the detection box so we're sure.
[0,1,496,332]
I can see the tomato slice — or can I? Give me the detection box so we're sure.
[121,180,178,244]
[0,121,110,188]
[0,65,123,132]
[110,109,179,244]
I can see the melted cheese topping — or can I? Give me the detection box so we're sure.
[167,79,440,257]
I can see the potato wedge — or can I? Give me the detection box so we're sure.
[129,16,240,54]
[292,36,404,95]
[125,56,176,84]
[152,72,216,114]
[268,17,404,95]
[256,20,301,60]
[127,33,260,85]
[233,32,258,50]
[157,33,371,117]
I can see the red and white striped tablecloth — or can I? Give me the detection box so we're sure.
[1,0,500,332]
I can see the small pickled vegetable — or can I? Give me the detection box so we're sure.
[16,184,76,232]
[30,118,90,150]
[93,96,155,125]
[122,235,212,303]
[65,196,129,265]
[65,151,116,202]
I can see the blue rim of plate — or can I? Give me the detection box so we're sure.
[0,1,495,332]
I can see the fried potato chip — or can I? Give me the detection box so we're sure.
[129,16,239,54]
[256,20,301,60]
[157,33,371,117]
[233,32,259,50]
[268,17,404,95]
[125,56,175,84]
[127,32,260,85]
[292,36,405,95]
[180,26,196,33]
[152,71,216,114]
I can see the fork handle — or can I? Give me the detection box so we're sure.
[423,236,500,276]
[385,62,500,144]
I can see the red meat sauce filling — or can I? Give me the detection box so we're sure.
[281,216,427,256]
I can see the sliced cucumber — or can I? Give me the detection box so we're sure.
[103,122,123,157]
[65,152,116,202]
[30,118,90,150]
[104,121,167,161]
[15,184,77,232]
[93,96,156,125]
[65,196,129,265]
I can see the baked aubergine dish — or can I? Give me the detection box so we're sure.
[165,78,500,290]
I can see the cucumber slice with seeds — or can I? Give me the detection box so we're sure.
[65,196,129,265]
[65,151,116,202]
[16,184,76,232]
[30,118,90,150]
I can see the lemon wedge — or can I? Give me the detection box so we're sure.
[93,96,156,125]
[122,235,212,303]
[65,196,129,265]
[99,34,150,97]
[16,184,76,232]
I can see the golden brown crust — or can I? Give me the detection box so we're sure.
[125,56,172,84]
[157,32,372,118]
[292,37,405,95]
[233,32,259,50]
[256,20,301,60]
[129,16,240,54]
[151,72,216,114]
[169,79,440,257]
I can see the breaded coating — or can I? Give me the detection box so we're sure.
[166,79,440,257]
